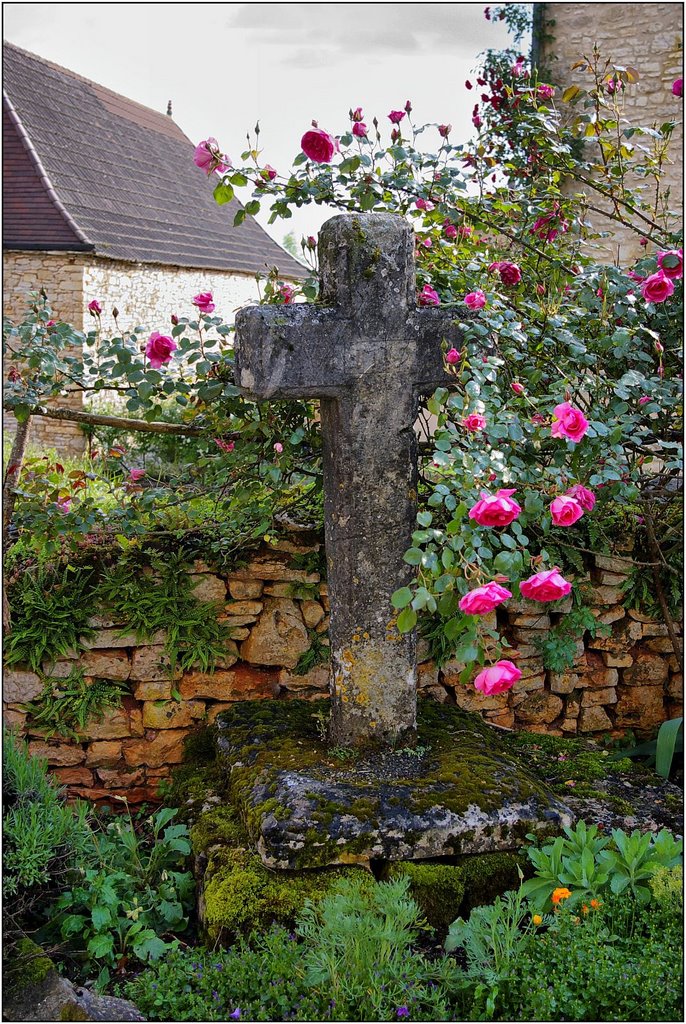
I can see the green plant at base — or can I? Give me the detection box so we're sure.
[4,564,96,672]
[22,670,128,741]
[43,805,194,990]
[293,628,329,676]
[597,828,683,904]
[534,606,610,672]
[616,716,683,779]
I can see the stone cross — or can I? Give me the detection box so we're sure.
[234,214,461,746]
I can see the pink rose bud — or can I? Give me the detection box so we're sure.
[474,660,521,695]
[519,567,572,602]
[438,123,452,137]
[415,198,435,211]
[550,494,585,527]
[301,128,338,163]
[88,300,102,315]
[672,78,683,97]
[537,84,555,99]
[641,270,675,304]
[445,348,461,365]
[639,237,649,247]
[443,224,458,240]
[404,99,413,113]
[531,413,547,426]
[464,290,487,310]
[273,442,284,454]
[306,236,317,249]
[263,164,278,180]
[638,395,651,405]
[280,284,296,304]
[171,314,179,325]
[192,291,215,314]
[352,122,368,138]
[472,115,483,128]
[466,80,473,89]
[656,248,683,279]
[550,401,589,443]
[421,238,432,248]
[459,581,512,615]
[469,488,521,527]
[352,107,364,122]
[654,340,664,353]
[462,413,487,432]
[511,382,524,395]
[418,284,440,307]
[129,468,146,481]
[388,109,406,124]
[46,320,56,328]
[565,484,596,511]
[194,138,231,176]
[213,438,235,453]
[145,331,178,369]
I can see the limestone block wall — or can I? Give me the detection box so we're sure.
[3,536,681,803]
[537,2,683,264]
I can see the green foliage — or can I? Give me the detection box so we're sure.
[22,669,128,741]
[43,805,194,989]
[2,730,92,911]
[534,605,609,671]
[4,563,96,672]
[617,716,683,779]
[293,628,329,676]
[520,822,683,910]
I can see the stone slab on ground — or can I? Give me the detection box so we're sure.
[215,699,572,870]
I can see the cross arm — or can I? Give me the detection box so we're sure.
[234,305,352,400]
[407,307,465,391]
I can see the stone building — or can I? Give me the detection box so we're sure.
[3,41,306,452]
[533,2,683,264]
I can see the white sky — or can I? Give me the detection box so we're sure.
[4,2,520,246]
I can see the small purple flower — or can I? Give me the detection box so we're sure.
[212,991,219,1001]
[229,1011,241,1021]
[397,1009,410,1019]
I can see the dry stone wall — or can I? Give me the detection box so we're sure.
[3,536,681,802]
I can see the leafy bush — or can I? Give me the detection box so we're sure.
[22,669,128,740]
[42,805,194,989]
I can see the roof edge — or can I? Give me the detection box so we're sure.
[3,242,94,253]
[3,90,94,248]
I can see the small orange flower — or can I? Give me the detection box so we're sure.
[582,904,589,914]
[532,914,543,926]
[551,887,572,905]
[590,898,602,910]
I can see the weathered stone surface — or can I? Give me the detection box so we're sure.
[4,668,43,703]
[85,740,123,766]
[228,579,264,600]
[82,705,144,740]
[644,637,674,654]
[587,621,642,654]
[278,665,330,694]
[28,741,85,766]
[180,664,280,701]
[627,608,660,623]
[454,686,510,712]
[80,628,165,649]
[511,613,551,628]
[81,648,130,680]
[123,729,189,767]
[240,597,310,669]
[315,616,330,634]
[561,718,578,733]
[614,685,666,731]
[230,557,320,584]
[142,700,205,730]
[484,709,515,729]
[622,651,669,686]
[225,600,263,618]
[594,570,630,586]
[424,684,452,703]
[578,706,614,732]
[580,653,618,689]
[3,707,27,729]
[132,679,172,701]
[263,582,297,597]
[41,659,78,679]
[511,673,545,693]
[602,651,634,668]
[515,692,564,725]
[230,627,251,641]
[96,766,145,788]
[301,600,325,628]
[215,640,240,669]
[593,606,627,625]
[667,673,683,699]
[581,686,618,707]
[587,585,626,606]
[216,700,572,868]
[641,622,671,637]
[3,958,145,1021]
[190,574,227,602]
[129,645,181,681]
[221,613,262,627]
[51,766,94,786]
[594,554,633,574]
[550,671,581,694]
[417,660,440,690]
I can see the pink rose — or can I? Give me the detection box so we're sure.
[463,413,487,432]
[88,300,102,315]
[280,284,296,304]
[641,270,675,303]
[469,488,521,527]
[418,285,440,307]
[438,123,452,137]
[352,107,364,122]
[445,348,461,365]
[657,249,683,279]
[566,484,596,511]
[472,115,483,128]
[511,382,524,395]
[213,438,235,453]
[537,84,555,100]
[638,396,651,406]
[129,468,146,482]
[273,442,284,454]
[474,660,521,695]
[464,289,487,310]
[388,110,406,124]
[194,138,231,176]
[519,568,572,602]
[459,581,512,615]
[550,494,584,527]
[443,224,458,240]
[494,261,521,286]
[145,331,177,369]
[56,498,71,514]
[301,128,338,163]
[192,291,215,314]
[416,198,435,211]
[352,122,367,138]
[46,320,56,328]
[263,165,278,180]
[673,78,683,98]
[551,402,589,443]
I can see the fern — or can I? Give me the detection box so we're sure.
[22,669,128,741]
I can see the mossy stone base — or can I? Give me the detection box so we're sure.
[215,699,572,869]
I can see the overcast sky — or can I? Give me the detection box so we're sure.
[4,2,521,246]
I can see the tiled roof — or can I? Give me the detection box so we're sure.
[2,42,307,279]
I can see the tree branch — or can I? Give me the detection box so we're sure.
[10,405,205,437]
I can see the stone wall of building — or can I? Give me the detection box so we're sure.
[4,536,681,803]
[537,2,683,264]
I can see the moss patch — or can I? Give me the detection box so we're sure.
[3,937,54,997]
